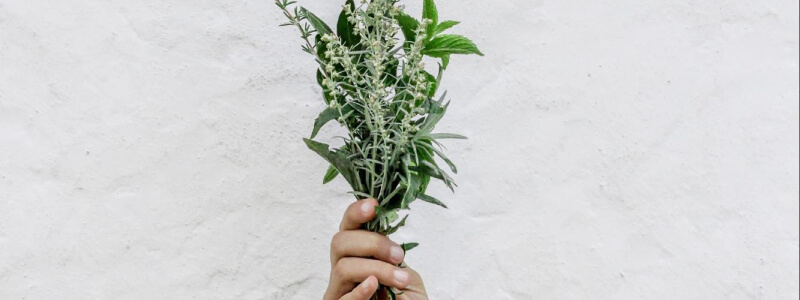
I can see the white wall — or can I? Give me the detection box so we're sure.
[1,0,798,299]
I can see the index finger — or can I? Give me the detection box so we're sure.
[340,198,378,231]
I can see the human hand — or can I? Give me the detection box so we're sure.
[324,198,428,300]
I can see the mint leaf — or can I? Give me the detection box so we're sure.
[396,12,420,49]
[423,34,484,57]
[422,0,438,37]
[434,20,460,35]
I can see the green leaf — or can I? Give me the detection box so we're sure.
[423,71,439,98]
[428,133,467,140]
[310,103,356,139]
[310,107,338,139]
[386,215,409,235]
[418,173,431,196]
[315,35,329,62]
[336,0,360,47]
[434,20,460,35]
[441,55,450,69]
[423,34,484,57]
[410,159,455,192]
[401,174,421,209]
[300,7,332,35]
[396,13,419,50]
[323,165,340,184]
[303,138,357,188]
[316,70,334,105]
[401,243,420,252]
[422,0,438,37]
[431,145,458,173]
[418,193,448,208]
[417,95,449,135]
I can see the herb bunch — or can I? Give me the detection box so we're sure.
[276,0,481,295]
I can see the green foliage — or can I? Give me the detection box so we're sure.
[434,20,460,35]
[396,12,419,49]
[401,242,420,252]
[299,7,332,35]
[423,34,484,57]
[277,0,481,295]
[323,165,340,184]
[422,0,438,38]
[337,0,360,47]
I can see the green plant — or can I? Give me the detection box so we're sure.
[275,0,481,297]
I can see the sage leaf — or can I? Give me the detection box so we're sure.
[428,133,467,140]
[300,7,332,35]
[323,164,340,184]
[303,138,356,187]
[310,107,338,139]
[431,145,458,173]
[418,193,448,209]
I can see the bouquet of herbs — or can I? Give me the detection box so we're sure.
[276,0,481,296]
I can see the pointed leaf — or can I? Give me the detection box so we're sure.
[402,174,421,209]
[422,0,438,36]
[336,0,360,47]
[431,146,458,173]
[423,71,439,98]
[423,34,484,57]
[396,13,419,49]
[418,193,448,208]
[300,7,332,35]
[310,108,338,139]
[323,164,340,184]
[303,138,356,188]
[434,20,460,35]
[401,243,419,252]
[428,133,467,140]
[386,215,409,235]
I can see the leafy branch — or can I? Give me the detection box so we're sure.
[276,0,482,298]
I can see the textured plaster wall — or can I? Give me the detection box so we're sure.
[0,0,798,299]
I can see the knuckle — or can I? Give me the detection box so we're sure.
[330,232,345,252]
[332,259,348,278]
[374,236,393,258]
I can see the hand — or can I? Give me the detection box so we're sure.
[324,198,429,300]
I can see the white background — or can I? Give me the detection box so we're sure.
[1,0,798,299]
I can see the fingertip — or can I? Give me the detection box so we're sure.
[393,269,410,288]
[360,198,378,218]
[361,275,378,294]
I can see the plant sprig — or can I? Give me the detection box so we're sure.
[276,0,482,298]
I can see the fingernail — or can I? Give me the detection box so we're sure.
[361,200,372,215]
[393,270,409,284]
[390,246,404,264]
[362,276,373,291]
